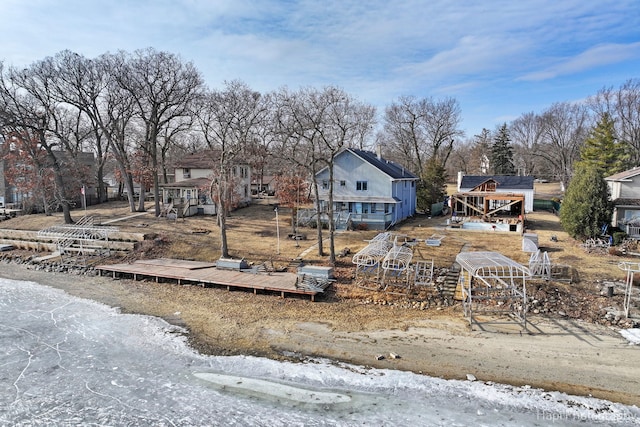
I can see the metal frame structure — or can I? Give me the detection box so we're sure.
[37,216,119,264]
[413,260,435,287]
[528,250,573,282]
[381,244,413,290]
[456,251,529,330]
[618,261,640,318]
[351,232,393,282]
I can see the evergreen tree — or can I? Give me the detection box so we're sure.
[490,123,515,175]
[417,157,447,213]
[559,164,612,240]
[577,112,629,177]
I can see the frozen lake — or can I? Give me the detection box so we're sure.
[1,277,639,426]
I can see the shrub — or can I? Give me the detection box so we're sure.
[613,231,627,246]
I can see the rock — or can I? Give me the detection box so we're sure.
[389,352,401,359]
[466,374,477,381]
[375,354,385,361]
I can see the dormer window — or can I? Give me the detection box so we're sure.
[183,168,191,179]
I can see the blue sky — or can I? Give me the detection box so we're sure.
[1,0,639,138]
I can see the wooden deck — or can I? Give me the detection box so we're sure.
[95,258,330,301]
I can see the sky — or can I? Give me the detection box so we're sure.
[0,0,639,139]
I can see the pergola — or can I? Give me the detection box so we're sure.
[456,251,529,330]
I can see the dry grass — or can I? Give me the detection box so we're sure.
[0,190,631,287]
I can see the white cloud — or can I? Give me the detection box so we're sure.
[518,42,640,81]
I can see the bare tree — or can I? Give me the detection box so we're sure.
[510,112,545,177]
[272,86,376,263]
[195,80,267,258]
[115,48,204,215]
[538,102,590,190]
[381,96,463,177]
[589,79,640,167]
[0,60,89,223]
[47,51,114,204]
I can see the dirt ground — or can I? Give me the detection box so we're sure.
[1,189,640,406]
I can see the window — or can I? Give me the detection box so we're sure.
[340,180,346,187]
[321,180,329,189]
[183,168,191,179]
[356,181,368,191]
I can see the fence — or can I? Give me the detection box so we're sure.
[533,199,561,213]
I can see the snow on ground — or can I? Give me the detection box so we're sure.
[621,328,640,345]
[1,277,639,426]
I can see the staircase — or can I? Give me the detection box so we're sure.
[441,262,461,298]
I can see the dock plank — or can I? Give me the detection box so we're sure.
[133,258,217,270]
[96,258,328,300]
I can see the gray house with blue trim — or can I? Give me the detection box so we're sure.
[315,148,418,230]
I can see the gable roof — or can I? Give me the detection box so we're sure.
[605,167,640,181]
[459,175,534,190]
[174,150,220,169]
[347,148,418,180]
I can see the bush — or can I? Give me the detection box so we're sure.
[613,231,627,246]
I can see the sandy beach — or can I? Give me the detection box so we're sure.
[1,260,638,407]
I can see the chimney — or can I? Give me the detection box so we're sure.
[457,171,464,191]
[376,144,382,160]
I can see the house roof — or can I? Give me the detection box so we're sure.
[605,167,640,181]
[348,149,418,180]
[459,175,534,190]
[612,198,640,207]
[159,177,211,189]
[175,150,249,169]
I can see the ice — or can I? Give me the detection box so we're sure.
[1,277,639,426]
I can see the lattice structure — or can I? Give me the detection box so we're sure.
[618,261,640,318]
[414,260,435,287]
[351,232,393,282]
[456,251,529,330]
[38,216,119,264]
[528,250,573,282]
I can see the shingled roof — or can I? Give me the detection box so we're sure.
[348,149,418,180]
[460,175,534,190]
[605,167,640,181]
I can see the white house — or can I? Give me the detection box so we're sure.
[456,174,535,215]
[160,150,252,217]
[315,148,418,230]
[605,167,640,237]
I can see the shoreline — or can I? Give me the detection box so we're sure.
[1,260,639,407]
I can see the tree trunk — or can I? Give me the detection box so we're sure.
[313,181,324,256]
[137,185,145,212]
[327,163,336,265]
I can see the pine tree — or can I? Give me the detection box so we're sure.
[490,123,515,175]
[417,157,447,213]
[559,164,612,239]
[577,112,629,177]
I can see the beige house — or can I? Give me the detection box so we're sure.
[160,150,252,217]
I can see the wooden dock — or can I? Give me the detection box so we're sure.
[95,258,330,301]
